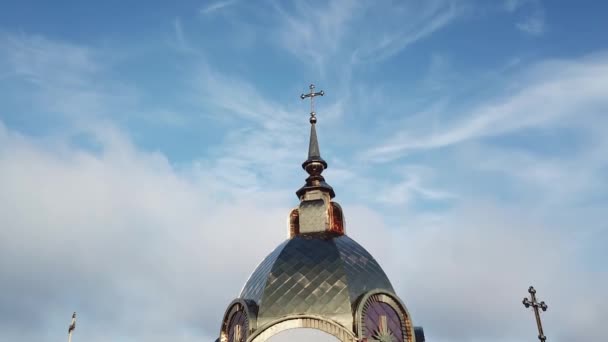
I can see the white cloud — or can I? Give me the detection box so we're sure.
[0,120,293,341]
[189,65,312,191]
[351,0,463,64]
[362,53,608,162]
[1,23,607,342]
[345,199,608,342]
[173,17,189,51]
[502,0,546,36]
[351,165,457,207]
[0,32,131,122]
[516,11,546,36]
[466,128,608,206]
[272,0,360,73]
[504,0,530,12]
[1,32,101,85]
[271,0,463,73]
[4,118,604,342]
[0,32,189,130]
[201,0,238,15]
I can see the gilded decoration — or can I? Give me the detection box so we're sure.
[355,291,415,342]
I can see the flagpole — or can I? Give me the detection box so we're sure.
[67,312,76,342]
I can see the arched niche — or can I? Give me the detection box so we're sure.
[354,290,415,342]
[220,299,257,342]
[249,315,357,342]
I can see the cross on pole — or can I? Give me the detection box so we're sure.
[300,84,324,124]
[523,286,548,341]
[67,312,76,342]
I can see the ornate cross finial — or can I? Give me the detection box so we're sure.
[300,83,324,124]
[523,286,548,342]
[296,82,335,200]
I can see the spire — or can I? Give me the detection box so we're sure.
[296,84,335,199]
[303,116,327,169]
[307,121,322,159]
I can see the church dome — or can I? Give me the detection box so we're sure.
[217,85,423,342]
[239,233,395,330]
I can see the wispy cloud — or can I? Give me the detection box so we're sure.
[172,17,192,53]
[0,32,187,128]
[271,0,464,73]
[350,0,463,64]
[189,65,313,191]
[0,32,130,122]
[503,0,531,12]
[352,165,457,207]
[516,10,546,36]
[422,53,455,91]
[362,53,608,162]
[272,0,361,73]
[200,0,238,15]
[503,0,546,36]
[1,31,100,87]
[378,173,456,205]
[468,116,608,206]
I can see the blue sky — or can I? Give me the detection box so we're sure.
[0,1,607,341]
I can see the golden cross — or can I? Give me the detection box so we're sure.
[523,286,548,341]
[300,84,324,123]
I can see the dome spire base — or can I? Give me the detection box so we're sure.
[297,84,334,199]
[292,84,342,236]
